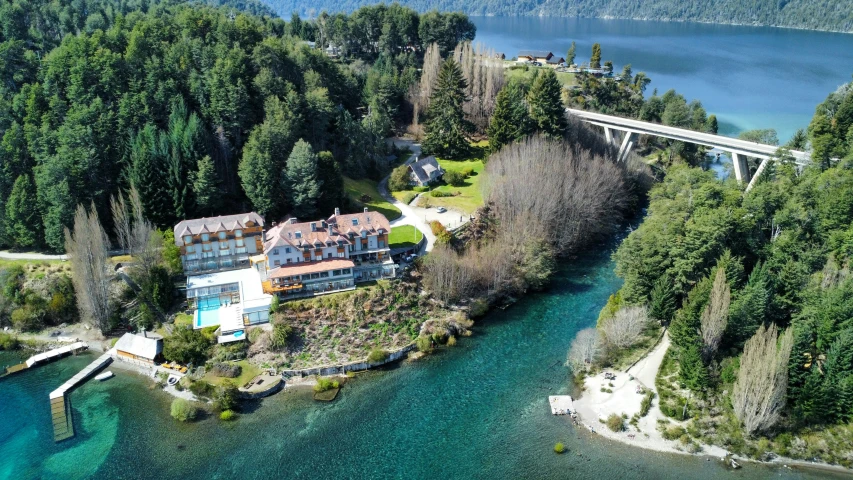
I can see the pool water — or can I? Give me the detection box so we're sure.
[194,297,223,329]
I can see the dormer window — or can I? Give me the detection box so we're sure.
[295,231,302,239]
[183,235,192,244]
[218,231,226,240]
[202,233,210,242]
[235,229,243,237]
[352,219,359,226]
[361,231,366,238]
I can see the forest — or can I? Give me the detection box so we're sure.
[574,81,853,463]
[269,0,853,34]
[0,0,476,252]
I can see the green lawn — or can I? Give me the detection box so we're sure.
[505,65,576,87]
[202,359,261,388]
[389,225,423,249]
[343,177,402,221]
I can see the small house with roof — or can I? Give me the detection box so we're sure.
[114,332,163,366]
[518,50,554,63]
[408,155,443,186]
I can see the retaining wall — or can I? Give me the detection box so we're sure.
[280,343,417,377]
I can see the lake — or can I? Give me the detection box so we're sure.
[472,16,853,142]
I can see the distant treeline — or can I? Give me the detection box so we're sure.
[270,0,853,33]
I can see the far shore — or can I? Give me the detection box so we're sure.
[570,332,853,476]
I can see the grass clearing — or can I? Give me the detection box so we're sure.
[0,258,70,277]
[505,65,576,87]
[202,360,261,388]
[419,158,485,213]
[343,177,402,221]
[389,225,423,249]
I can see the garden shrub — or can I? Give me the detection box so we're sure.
[416,335,432,352]
[430,190,451,197]
[607,413,624,432]
[270,322,294,351]
[170,399,197,422]
[640,391,655,417]
[443,170,466,187]
[188,379,215,398]
[210,362,241,378]
[367,348,389,363]
[220,409,236,421]
[0,332,19,350]
[314,377,340,393]
[214,380,240,411]
[661,425,687,440]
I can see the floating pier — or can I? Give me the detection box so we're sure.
[549,395,575,415]
[49,352,113,442]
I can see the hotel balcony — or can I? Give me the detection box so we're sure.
[183,253,251,274]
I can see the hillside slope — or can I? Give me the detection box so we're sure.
[268,0,853,33]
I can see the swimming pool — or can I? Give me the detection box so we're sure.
[195,297,223,329]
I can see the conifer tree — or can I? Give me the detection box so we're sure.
[316,151,345,214]
[649,275,677,323]
[130,124,169,226]
[706,114,719,134]
[527,70,567,138]
[566,41,576,66]
[590,43,602,68]
[285,139,322,218]
[487,82,532,153]
[192,156,221,217]
[422,58,472,159]
[5,174,40,248]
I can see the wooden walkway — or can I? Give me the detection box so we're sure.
[3,342,88,377]
[49,352,113,442]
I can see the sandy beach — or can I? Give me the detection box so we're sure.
[572,332,727,457]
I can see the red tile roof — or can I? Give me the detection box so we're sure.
[263,209,390,254]
[268,259,355,278]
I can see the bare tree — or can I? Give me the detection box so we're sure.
[452,42,506,132]
[483,135,631,256]
[110,190,132,255]
[421,244,472,304]
[65,203,113,334]
[567,328,602,372]
[410,42,442,128]
[732,324,793,435]
[601,305,649,349]
[701,267,730,361]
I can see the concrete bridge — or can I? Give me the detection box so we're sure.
[566,108,810,191]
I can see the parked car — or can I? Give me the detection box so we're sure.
[532,61,542,66]
[436,207,447,213]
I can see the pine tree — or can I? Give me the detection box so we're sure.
[5,174,40,248]
[649,275,677,324]
[566,41,576,66]
[487,82,532,153]
[706,114,719,134]
[527,69,567,138]
[130,124,169,226]
[316,151,344,215]
[239,97,298,217]
[284,139,321,218]
[679,341,709,392]
[422,58,472,159]
[590,43,602,69]
[193,156,221,217]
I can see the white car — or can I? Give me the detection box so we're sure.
[436,207,447,213]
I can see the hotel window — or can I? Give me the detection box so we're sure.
[285,247,291,253]
[273,248,279,255]
[202,233,210,242]
[379,240,385,248]
[183,235,192,244]
[352,218,359,226]
[302,274,311,281]
[274,260,280,266]
[203,243,212,251]
[320,271,329,278]
[342,268,351,274]
[186,245,194,253]
[327,253,333,258]
[311,273,320,279]
[235,229,243,237]
[295,231,302,239]
[287,259,292,264]
[218,231,226,240]
[236,239,244,247]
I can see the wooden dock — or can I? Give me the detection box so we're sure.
[3,342,88,377]
[549,395,575,415]
[49,352,113,442]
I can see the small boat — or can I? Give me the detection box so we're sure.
[167,375,179,386]
[95,371,114,381]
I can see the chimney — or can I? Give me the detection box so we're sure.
[334,207,340,216]
[363,207,369,213]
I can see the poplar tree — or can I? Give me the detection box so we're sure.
[566,41,576,66]
[5,174,40,248]
[527,70,567,138]
[422,58,472,159]
[487,82,532,152]
[285,139,322,218]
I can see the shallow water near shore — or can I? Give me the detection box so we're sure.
[1,244,850,479]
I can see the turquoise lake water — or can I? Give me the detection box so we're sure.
[2,243,850,479]
[472,17,853,142]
